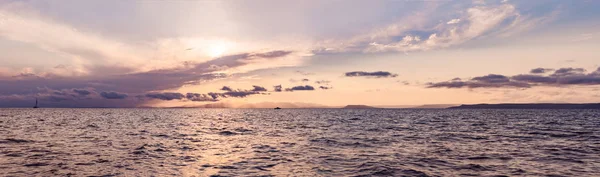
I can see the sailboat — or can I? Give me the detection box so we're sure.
[33,99,39,108]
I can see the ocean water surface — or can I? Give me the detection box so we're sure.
[0,108,599,176]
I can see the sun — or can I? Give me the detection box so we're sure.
[208,44,227,58]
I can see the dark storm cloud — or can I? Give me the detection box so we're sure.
[100,91,128,99]
[428,66,600,89]
[344,71,398,78]
[251,85,267,92]
[145,92,185,101]
[285,85,315,91]
[530,68,553,74]
[0,50,293,107]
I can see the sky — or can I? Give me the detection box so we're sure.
[1,0,599,108]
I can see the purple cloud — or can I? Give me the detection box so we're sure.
[345,71,398,78]
[273,85,283,92]
[145,92,185,101]
[72,88,92,96]
[222,91,259,97]
[186,93,219,102]
[315,80,331,84]
[472,74,510,83]
[285,85,315,91]
[551,67,586,77]
[100,91,128,99]
[221,86,233,91]
[429,66,600,89]
[252,50,293,58]
[530,68,554,74]
[251,85,267,92]
[0,50,293,107]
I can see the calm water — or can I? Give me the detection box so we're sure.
[0,109,599,177]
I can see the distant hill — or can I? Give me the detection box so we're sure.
[186,101,331,108]
[449,103,600,109]
[412,104,458,109]
[342,105,378,109]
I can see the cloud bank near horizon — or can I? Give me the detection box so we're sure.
[428,67,600,89]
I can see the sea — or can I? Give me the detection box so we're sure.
[0,108,599,177]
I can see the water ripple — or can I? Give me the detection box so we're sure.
[0,108,599,176]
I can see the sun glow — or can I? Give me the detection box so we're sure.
[208,44,227,58]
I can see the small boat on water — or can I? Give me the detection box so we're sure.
[33,99,39,108]
[274,107,281,109]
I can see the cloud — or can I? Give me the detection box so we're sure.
[0,4,300,107]
[251,85,267,92]
[315,80,331,84]
[144,85,270,102]
[511,74,557,84]
[222,91,259,98]
[530,68,554,74]
[252,50,293,58]
[289,78,310,83]
[0,50,293,107]
[221,86,233,91]
[285,85,315,91]
[145,92,185,101]
[429,66,600,89]
[345,71,398,78]
[72,88,92,96]
[446,18,461,24]
[319,86,331,90]
[550,67,586,77]
[32,87,96,102]
[472,74,510,83]
[273,85,283,92]
[100,91,128,99]
[206,86,270,99]
[295,71,315,76]
[427,80,530,89]
[185,93,219,102]
[313,2,549,54]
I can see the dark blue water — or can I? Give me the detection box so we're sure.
[1,109,599,176]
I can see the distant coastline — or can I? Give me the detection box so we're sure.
[342,105,378,109]
[5,103,600,109]
[448,103,600,109]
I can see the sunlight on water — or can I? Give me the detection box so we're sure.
[0,108,599,176]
